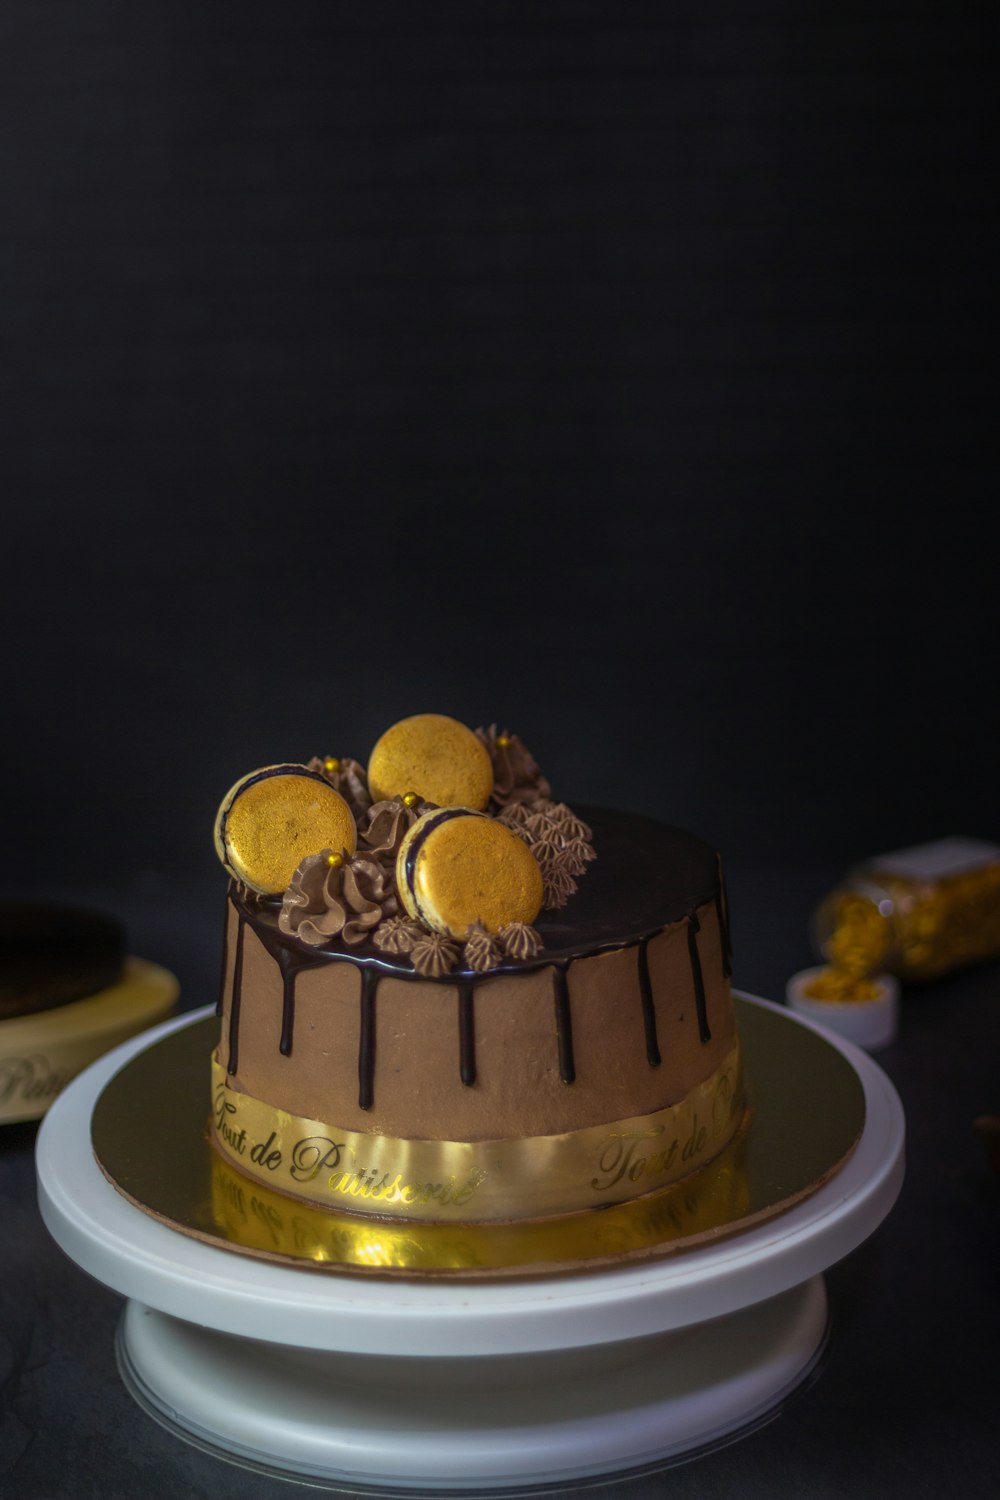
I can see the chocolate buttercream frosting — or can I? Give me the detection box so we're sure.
[372,914,424,955]
[476,725,552,809]
[545,803,594,843]
[498,921,543,961]
[361,796,434,863]
[279,850,398,947]
[525,810,556,840]
[410,931,460,978]
[559,837,596,877]
[232,878,269,909]
[219,810,732,1146]
[530,836,566,870]
[462,921,502,973]
[541,864,577,911]
[496,802,533,831]
[496,792,596,913]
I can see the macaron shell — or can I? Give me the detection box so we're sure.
[368,714,494,811]
[398,809,543,940]
[215,765,357,895]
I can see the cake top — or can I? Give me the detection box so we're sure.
[231,806,720,974]
[214,714,720,979]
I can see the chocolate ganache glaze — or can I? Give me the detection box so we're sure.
[217,809,733,1131]
[0,904,125,1019]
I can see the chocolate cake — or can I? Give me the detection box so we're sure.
[210,719,744,1223]
[0,904,125,1020]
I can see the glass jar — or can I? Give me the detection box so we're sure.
[813,837,1000,983]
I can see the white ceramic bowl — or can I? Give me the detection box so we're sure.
[786,967,899,1052]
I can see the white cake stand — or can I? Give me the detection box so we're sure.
[36,998,904,1493]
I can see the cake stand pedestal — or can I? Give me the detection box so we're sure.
[36,1001,904,1494]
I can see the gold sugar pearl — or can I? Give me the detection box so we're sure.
[323,757,341,774]
[496,735,512,749]
[326,852,344,869]
[402,791,420,809]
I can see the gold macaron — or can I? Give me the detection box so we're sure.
[368,713,494,811]
[397,808,544,940]
[214,764,357,895]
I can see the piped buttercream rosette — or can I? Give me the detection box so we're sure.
[278,850,399,947]
[496,799,596,912]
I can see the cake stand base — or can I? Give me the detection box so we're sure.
[38,1000,904,1495]
[116,1277,828,1493]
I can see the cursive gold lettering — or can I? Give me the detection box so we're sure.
[213,1086,237,1130]
[319,1165,487,1209]
[681,1115,707,1162]
[217,1118,247,1155]
[250,1131,283,1170]
[291,1135,348,1182]
[209,1044,742,1220]
[591,1128,680,1191]
[366,1172,403,1201]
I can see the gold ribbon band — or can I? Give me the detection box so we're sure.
[211,1042,744,1222]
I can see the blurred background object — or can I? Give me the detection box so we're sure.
[0,902,177,1121]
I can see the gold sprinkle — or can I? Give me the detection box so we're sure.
[803,967,882,1003]
[402,791,420,808]
[323,757,341,774]
[820,860,1000,982]
[496,734,512,749]
[326,852,344,869]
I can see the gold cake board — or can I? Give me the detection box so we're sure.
[92,997,865,1281]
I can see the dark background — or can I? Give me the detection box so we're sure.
[1,8,998,1497]
[3,0,996,906]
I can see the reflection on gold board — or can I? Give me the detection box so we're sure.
[207,1125,752,1273]
[91,999,865,1281]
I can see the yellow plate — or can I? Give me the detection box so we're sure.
[1,958,178,1124]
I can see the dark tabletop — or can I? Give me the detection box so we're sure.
[2,862,997,1500]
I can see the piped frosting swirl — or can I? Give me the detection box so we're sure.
[279,850,398,947]
[476,724,552,809]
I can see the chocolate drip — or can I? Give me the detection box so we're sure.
[216,894,231,1016]
[458,980,476,1086]
[717,858,734,974]
[637,936,661,1067]
[714,888,733,979]
[240,916,326,1060]
[279,954,296,1057]
[358,967,378,1110]
[552,963,575,1084]
[686,911,711,1043]
[226,914,246,1075]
